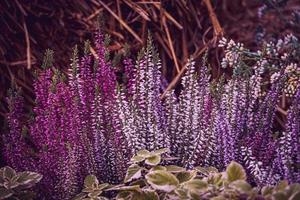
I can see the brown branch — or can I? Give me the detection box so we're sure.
[98,0,143,44]
[23,21,31,69]
[162,16,180,73]
[123,0,151,21]
[153,3,183,30]
[203,0,223,37]
[277,106,288,116]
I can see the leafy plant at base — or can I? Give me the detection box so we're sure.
[0,166,42,200]
[74,149,300,200]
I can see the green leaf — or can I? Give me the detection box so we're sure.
[116,191,132,200]
[84,175,99,189]
[183,179,208,192]
[130,155,145,163]
[262,186,273,196]
[195,166,218,176]
[143,190,159,200]
[146,170,179,192]
[145,155,161,166]
[98,183,110,191]
[117,190,159,200]
[88,191,102,198]
[0,187,13,199]
[16,171,43,187]
[109,185,140,191]
[137,150,151,158]
[207,173,223,186]
[152,148,169,155]
[165,165,186,173]
[174,188,189,199]
[226,161,246,182]
[290,192,300,200]
[124,164,142,183]
[72,192,86,200]
[176,170,197,183]
[3,167,16,180]
[275,180,289,191]
[151,166,167,171]
[229,180,252,192]
[273,192,288,200]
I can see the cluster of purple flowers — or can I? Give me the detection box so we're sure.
[2,32,300,199]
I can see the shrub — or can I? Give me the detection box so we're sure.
[2,31,300,199]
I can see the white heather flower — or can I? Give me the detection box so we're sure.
[281,53,288,61]
[285,63,297,74]
[270,72,280,84]
[218,37,227,47]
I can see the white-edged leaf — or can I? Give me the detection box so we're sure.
[0,187,13,199]
[165,165,185,173]
[226,161,246,182]
[145,155,161,166]
[146,170,179,192]
[130,155,145,163]
[176,170,197,183]
[124,164,142,183]
[137,150,151,158]
[84,175,99,188]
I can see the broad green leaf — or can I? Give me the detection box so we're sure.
[130,155,145,163]
[98,197,109,200]
[137,149,151,158]
[117,190,158,200]
[146,170,179,192]
[151,166,167,171]
[262,186,273,196]
[226,161,246,182]
[290,192,300,200]
[174,188,189,199]
[0,187,13,199]
[84,175,99,188]
[288,184,300,197]
[165,165,185,173]
[152,148,169,155]
[116,191,132,200]
[98,183,110,191]
[88,191,102,198]
[16,171,43,187]
[109,185,140,191]
[207,173,223,186]
[211,196,226,200]
[183,179,208,192]
[145,155,161,166]
[72,192,86,200]
[195,166,218,176]
[142,190,159,200]
[176,170,197,183]
[3,167,16,180]
[275,180,289,191]
[229,180,252,192]
[273,192,288,200]
[124,164,142,183]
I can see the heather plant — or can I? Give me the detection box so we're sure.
[2,30,300,199]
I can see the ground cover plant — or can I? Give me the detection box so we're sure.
[1,30,300,199]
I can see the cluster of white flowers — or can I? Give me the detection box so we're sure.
[219,37,244,68]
